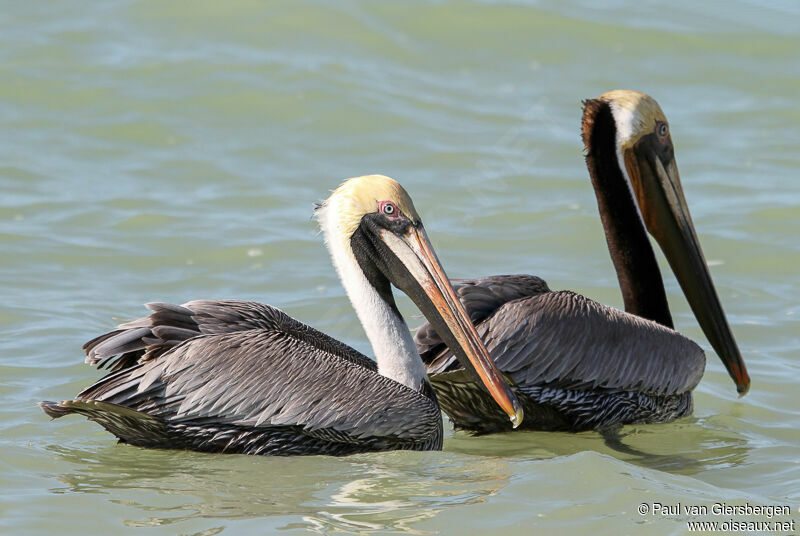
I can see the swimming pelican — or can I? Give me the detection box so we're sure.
[41,175,522,455]
[415,90,750,433]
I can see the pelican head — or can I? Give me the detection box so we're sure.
[582,90,750,395]
[316,175,523,427]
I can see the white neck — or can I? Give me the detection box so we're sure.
[317,199,427,392]
[608,101,647,228]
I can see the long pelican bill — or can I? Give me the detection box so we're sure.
[378,225,524,428]
[625,139,751,394]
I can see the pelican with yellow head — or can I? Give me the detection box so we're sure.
[41,175,522,455]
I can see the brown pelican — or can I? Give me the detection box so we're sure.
[415,90,751,433]
[40,175,523,455]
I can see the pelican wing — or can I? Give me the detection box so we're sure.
[415,275,549,361]
[421,287,705,396]
[85,300,377,373]
[75,301,439,444]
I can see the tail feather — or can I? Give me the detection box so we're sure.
[39,399,169,447]
[40,400,71,419]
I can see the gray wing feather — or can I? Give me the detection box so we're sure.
[429,289,705,395]
[85,299,378,373]
[78,301,437,443]
[415,275,549,359]
[91,327,153,359]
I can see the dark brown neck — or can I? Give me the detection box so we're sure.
[581,99,674,328]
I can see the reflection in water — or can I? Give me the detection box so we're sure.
[43,408,752,534]
[444,416,750,476]
[47,444,511,534]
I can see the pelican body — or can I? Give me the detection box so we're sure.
[415,91,750,433]
[41,175,522,455]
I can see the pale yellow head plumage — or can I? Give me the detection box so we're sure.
[318,174,420,243]
[599,90,669,150]
[314,174,526,424]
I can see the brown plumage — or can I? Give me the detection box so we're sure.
[414,90,748,433]
[416,277,702,432]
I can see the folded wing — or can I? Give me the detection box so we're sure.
[57,301,439,451]
[418,280,705,396]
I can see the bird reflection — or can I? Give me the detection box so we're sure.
[46,443,512,533]
[444,417,749,475]
[43,406,751,534]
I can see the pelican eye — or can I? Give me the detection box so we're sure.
[657,122,668,137]
[381,201,397,216]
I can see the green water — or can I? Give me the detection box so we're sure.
[2,1,799,534]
